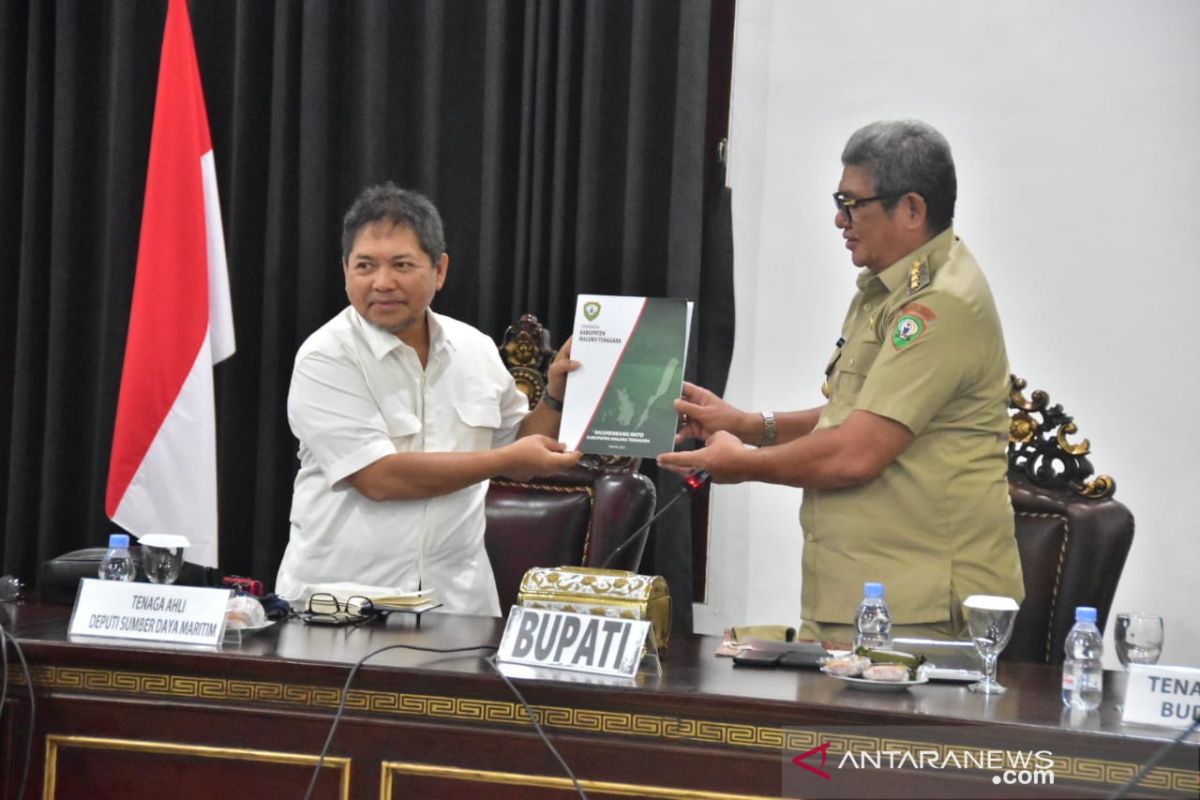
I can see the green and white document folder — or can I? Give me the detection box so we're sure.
[559,294,692,457]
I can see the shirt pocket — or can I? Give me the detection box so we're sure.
[380,398,422,442]
[449,384,503,452]
[454,401,501,430]
[831,334,882,403]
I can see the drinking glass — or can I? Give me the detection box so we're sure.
[1115,613,1164,668]
[138,534,190,585]
[963,595,1020,695]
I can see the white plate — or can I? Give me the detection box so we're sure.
[822,670,929,692]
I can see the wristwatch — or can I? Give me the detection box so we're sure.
[760,411,777,447]
[541,391,565,412]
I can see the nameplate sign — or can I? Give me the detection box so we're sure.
[69,579,231,647]
[497,606,651,679]
[1122,664,1200,728]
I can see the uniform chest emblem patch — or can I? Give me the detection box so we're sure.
[891,314,925,349]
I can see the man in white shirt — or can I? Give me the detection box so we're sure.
[276,183,580,615]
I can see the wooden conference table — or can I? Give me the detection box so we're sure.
[1,600,1196,799]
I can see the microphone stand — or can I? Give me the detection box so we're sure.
[599,470,711,570]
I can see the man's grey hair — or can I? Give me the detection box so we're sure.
[341,182,446,263]
[842,120,957,234]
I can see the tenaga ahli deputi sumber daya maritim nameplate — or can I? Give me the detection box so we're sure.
[69,578,232,647]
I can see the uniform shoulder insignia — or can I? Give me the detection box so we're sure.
[891,313,925,349]
[907,257,930,295]
[890,299,936,350]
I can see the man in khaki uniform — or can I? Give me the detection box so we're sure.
[658,120,1024,640]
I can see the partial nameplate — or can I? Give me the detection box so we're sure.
[1123,664,1200,729]
[69,578,232,647]
[497,606,651,680]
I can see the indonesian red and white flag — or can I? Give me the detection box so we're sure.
[106,0,234,568]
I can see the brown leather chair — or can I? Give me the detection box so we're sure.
[1003,376,1134,664]
[484,314,656,615]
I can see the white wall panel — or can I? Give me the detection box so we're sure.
[702,0,1200,667]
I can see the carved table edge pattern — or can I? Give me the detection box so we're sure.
[8,663,1197,793]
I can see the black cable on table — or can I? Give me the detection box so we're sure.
[301,643,498,800]
[1,627,35,800]
[1,621,9,719]
[300,640,590,800]
[487,654,588,800]
[1106,713,1200,799]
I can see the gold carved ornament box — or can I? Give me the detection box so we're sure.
[517,567,672,654]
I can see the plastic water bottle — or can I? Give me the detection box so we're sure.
[98,533,136,582]
[853,582,892,650]
[1061,606,1104,711]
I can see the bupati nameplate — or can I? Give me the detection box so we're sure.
[497,606,651,679]
[517,566,671,653]
[69,578,232,647]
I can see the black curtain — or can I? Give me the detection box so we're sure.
[0,0,733,631]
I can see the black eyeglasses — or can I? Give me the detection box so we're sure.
[302,593,379,626]
[832,191,905,223]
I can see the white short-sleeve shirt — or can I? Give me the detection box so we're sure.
[275,307,529,616]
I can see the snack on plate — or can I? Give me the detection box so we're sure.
[226,594,267,630]
[855,647,927,679]
[862,663,911,682]
[822,654,871,677]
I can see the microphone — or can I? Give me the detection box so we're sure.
[600,470,711,570]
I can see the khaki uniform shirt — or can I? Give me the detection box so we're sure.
[800,228,1024,625]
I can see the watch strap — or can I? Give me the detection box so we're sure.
[761,411,778,446]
